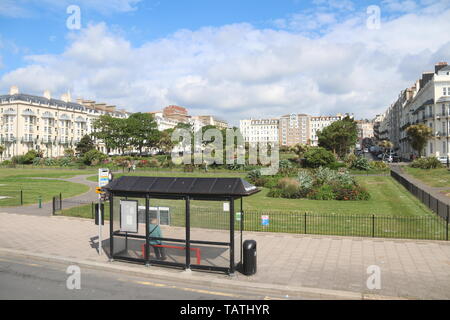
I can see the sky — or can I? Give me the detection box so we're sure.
[0,0,449,125]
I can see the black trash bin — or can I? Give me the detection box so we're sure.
[242,240,257,276]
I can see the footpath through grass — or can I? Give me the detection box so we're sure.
[402,166,450,188]
[0,168,93,206]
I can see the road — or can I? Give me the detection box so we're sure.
[0,254,296,300]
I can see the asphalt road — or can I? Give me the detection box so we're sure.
[0,254,294,300]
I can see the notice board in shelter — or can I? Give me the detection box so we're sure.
[120,200,138,233]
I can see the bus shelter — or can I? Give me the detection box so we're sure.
[104,176,260,275]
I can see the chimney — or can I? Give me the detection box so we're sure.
[435,62,448,74]
[43,90,51,100]
[9,86,19,95]
[60,91,71,103]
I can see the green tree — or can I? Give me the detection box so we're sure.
[126,113,160,155]
[0,145,5,161]
[76,135,95,156]
[303,147,336,168]
[318,117,358,159]
[406,124,433,157]
[91,115,126,154]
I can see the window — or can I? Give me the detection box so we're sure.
[445,87,448,96]
[430,142,433,154]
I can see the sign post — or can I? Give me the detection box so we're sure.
[97,168,110,255]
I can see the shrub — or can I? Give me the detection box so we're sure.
[410,157,443,169]
[277,177,301,198]
[1,160,12,166]
[303,147,336,168]
[57,157,72,167]
[246,169,261,183]
[327,161,347,170]
[369,161,389,171]
[307,184,336,200]
[82,149,107,165]
[349,157,371,171]
[44,158,56,166]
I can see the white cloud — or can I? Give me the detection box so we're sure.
[1,2,450,125]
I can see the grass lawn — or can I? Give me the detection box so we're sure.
[66,175,432,218]
[0,168,97,179]
[0,168,94,206]
[403,166,450,188]
[0,177,89,206]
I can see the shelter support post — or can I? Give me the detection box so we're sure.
[109,194,114,262]
[145,196,150,266]
[185,196,191,271]
[230,197,235,275]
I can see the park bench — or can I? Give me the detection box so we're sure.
[141,243,201,265]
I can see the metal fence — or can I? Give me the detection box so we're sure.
[52,196,96,219]
[52,198,449,241]
[391,170,450,223]
[242,211,448,241]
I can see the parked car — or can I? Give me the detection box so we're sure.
[438,156,449,165]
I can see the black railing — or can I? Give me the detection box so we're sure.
[51,198,449,241]
[391,170,449,240]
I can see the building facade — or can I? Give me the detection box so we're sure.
[378,62,450,159]
[309,114,347,146]
[279,114,310,147]
[239,118,280,144]
[0,86,129,159]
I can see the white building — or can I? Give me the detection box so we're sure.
[0,86,129,159]
[379,62,450,159]
[239,118,279,144]
[309,114,347,146]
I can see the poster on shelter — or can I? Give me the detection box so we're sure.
[120,200,138,233]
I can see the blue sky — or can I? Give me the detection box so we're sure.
[1,0,449,124]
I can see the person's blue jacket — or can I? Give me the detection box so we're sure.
[148,223,162,245]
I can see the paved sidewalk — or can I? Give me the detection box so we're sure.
[0,212,449,299]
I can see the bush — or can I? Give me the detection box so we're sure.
[82,149,107,165]
[369,161,389,171]
[277,177,301,198]
[349,157,371,171]
[327,162,347,170]
[246,169,261,184]
[308,184,336,200]
[410,157,443,169]
[1,160,13,166]
[303,147,336,168]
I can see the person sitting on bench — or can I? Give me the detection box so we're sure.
[149,218,166,260]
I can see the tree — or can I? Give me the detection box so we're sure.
[91,115,127,154]
[126,113,160,155]
[406,124,432,157]
[0,145,5,161]
[318,117,358,159]
[76,135,95,156]
[303,147,336,168]
[379,140,394,150]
